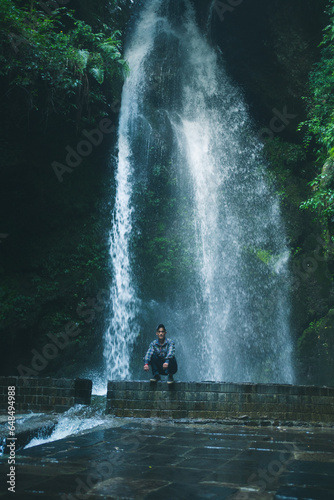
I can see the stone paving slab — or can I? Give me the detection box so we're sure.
[0,419,334,499]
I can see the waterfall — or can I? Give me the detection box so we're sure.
[104,0,294,384]
[103,0,163,380]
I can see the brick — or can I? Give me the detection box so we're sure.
[114,408,132,417]
[130,409,153,418]
[220,383,240,393]
[54,378,75,389]
[188,410,225,419]
[27,404,41,411]
[318,413,334,422]
[0,394,7,404]
[54,405,71,413]
[205,401,221,411]
[216,392,229,403]
[243,383,257,393]
[34,397,48,407]
[312,395,334,405]
[107,381,114,391]
[173,382,190,391]
[18,387,43,396]
[54,397,69,405]
[193,401,207,411]
[2,377,18,387]
[206,391,218,402]
[203,382,221,392]
[275,384,293,394]
[108,389,123,400]
[135,390,152,401]
[39,378,53,387]
[170,409,187,418]
[302,386,320,396]
[18,377,40,387]
[24,395,37,404]
[120,381,135,391]
[243,393,260,403]
[42,387,53,396]
[49,396,74,407]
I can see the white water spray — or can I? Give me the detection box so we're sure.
[24,406,105,449]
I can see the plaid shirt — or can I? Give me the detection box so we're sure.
[144,338,175,365]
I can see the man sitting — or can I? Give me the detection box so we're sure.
[143,324,177,384]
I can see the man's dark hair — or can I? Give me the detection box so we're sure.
[156,324,166,332]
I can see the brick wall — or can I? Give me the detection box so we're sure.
[106,381,334,424]
[0,377,92,414]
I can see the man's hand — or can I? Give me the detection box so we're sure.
[163,362,168,369]
[144,364,149,371]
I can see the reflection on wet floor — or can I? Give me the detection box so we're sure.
[1,418,334,499]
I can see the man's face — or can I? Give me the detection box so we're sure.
[156,327,166,342]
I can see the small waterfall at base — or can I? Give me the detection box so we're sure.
[104,0,294,384]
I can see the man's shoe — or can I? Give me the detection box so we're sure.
[167,375,174,384]
[150,374,161,382]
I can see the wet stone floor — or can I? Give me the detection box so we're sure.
[1,419,334,500]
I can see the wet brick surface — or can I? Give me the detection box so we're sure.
[1,420,334,499]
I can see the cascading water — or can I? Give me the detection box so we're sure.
[104,0,294,384]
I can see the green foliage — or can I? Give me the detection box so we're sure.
[0,0,127,127]
[298,0,334,230]
[254,248,273,265]
[298,0,334,156]
[298,309,334,385]
[300,172,334,219]
[0,0,130,377]
[263,137,307,201]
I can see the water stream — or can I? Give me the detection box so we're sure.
[104,0,294,384]
[23,406,104,449]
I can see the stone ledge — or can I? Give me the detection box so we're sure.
[0,377,92,414]
[107,380,334,394]
[106,381,334,423]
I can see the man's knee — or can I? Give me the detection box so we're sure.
[168,357,178,374]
